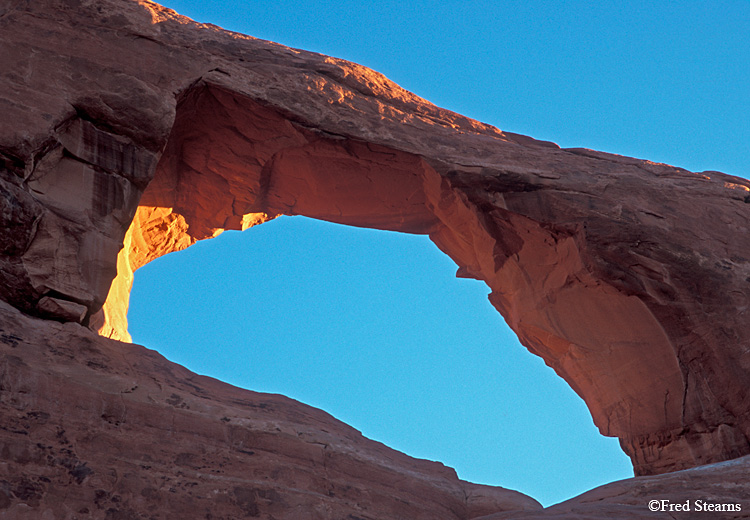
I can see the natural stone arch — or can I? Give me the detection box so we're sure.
[91,80,750,477]
[2,0,750,489]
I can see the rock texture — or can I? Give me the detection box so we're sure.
[0,299,541,519]
[1,0,750,516]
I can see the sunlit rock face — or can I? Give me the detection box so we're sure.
[1,0,750,514]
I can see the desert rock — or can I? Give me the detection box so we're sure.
[0,299,545,519]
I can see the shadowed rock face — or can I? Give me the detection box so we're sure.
[1,0,750,515]
[0,300,542,519]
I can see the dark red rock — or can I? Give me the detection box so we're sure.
[0,300,540,518]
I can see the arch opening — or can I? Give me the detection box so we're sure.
[127,214,633,506]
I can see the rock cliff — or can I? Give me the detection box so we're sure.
[1,0,750,517]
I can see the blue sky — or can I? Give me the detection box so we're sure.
[129,0,749,507]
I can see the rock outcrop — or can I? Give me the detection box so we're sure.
[1,0,750,516]
[0,299,541,519]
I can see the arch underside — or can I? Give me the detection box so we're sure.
[93,84,750,476]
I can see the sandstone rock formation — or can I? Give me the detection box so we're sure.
[0,299,541,519]
[1,0,750,517]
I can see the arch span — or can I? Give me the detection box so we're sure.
[93,83,750,476]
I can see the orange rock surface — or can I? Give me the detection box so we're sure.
[1,0,750,516]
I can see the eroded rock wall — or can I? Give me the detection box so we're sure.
[0,300,541,519]
[1,0,750,498]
